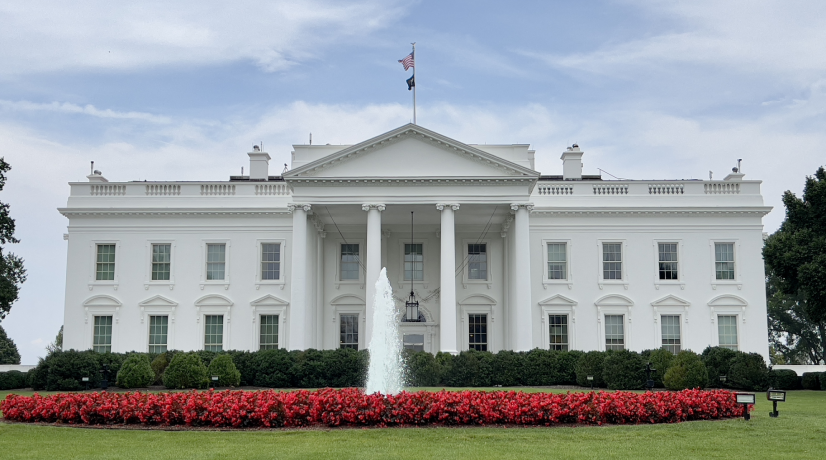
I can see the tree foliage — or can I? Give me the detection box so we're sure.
[0,158,26,322]
[46,326,63,354]
[0,324,21,364]
[766,269,824,364]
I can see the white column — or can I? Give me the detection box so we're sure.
[316,230,325,349]
[511,203,533,351]
[288,203,311,350]
[363,203,385,347]
[437,203,459,354]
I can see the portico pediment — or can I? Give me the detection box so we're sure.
[284,124,539,181]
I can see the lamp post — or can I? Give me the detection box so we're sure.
[404,211,420,322]
[99,364,110,390]
[587,375,594,390]
[645,362,657,392]
[719,374,727,388]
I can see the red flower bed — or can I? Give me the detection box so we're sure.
[1,388,746,428]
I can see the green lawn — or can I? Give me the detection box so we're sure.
[2,388,825,459]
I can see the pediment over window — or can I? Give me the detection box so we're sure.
[459,294,497,305]
[650,295,690,307]
[139,295,178,307]
[538,294,577,307]
[594,294,634,307]
[194,294,233,307]
[250,294,289,307]
[708,294,748,307]
[83,295,122,307]
[330,294,365,306]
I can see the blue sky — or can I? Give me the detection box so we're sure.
[2,0,826,363]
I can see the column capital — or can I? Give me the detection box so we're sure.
[509,202,534,212]
[361,203,386,212]
[287,203,312,213]
[436,203,460,211]
[318,231,327,238]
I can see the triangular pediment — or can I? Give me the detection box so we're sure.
[284,124,539,180]
[139,295,178,307]
[250,294,289,307]
[538,294,578,307]
[650,295,690,307]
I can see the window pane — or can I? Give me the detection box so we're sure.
[602,243,622,280]
[468,243,487,280]
[404,243,423,281]
[715,243,735,280]
[547,243,567,280]
[340,244,360,281]
[661,315,681,354]
[718,315,738,350]
[151,244,171,281]
[259,315,279,350]
[206,244,226,280]
[93,315,113,353]
[148,315,168,354]
[96,244,116,281]
[340,314,359,350]
[468,314,488,351]
[261,243,281,280]
[605,314,625,351]
[549,314,568,351]
[658,243,679,280]
[403,334,425,352]
[204,315,224,351]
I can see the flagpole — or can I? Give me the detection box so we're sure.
[412,42,416,125]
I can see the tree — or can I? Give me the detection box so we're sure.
[46,325,63,354]
[0,158,26,321]
[0,324,21,364]
[766,267,824,364]
[764,166,826,364]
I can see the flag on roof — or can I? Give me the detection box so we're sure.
[398,52,414,71]
[406,74,415,90]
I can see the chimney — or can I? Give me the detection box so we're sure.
[87,170,108,182]
[560,144,583,180]
[248,145,271,181]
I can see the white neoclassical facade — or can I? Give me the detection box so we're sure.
[60,124,772,361]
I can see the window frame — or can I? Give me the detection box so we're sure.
[334,238,364,287]
[652,240,684,289]
[339,242,362,282]
[461,304,495,352]
[88,240,121,290]
[147,315,169,354]
[603,314,626,351]
[542,239,572,289]
[258,314,281,350]
[659,314,682,354]
[709,239,741,289]
[203,314,225,352]
[200,239,231,289]
[462,239,492,286]
[332,302,366,350]
[144,240,176,290]
[539,295,577,350]
[397,239,430,288]
[716,314,740,351]
[597,240,628,288]
[255,239,287,289]
[596,298,633,352]
[250,295,288,350]
[339,313,360,350]
[92,315,114,353]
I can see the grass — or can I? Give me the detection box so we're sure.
[2,388,825,459]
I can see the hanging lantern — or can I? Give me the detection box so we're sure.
[404,211,421,322]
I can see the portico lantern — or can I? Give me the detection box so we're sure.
[405,211,421,322]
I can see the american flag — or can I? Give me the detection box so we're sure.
[398,51,414,71]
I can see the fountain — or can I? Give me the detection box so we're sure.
[365,267,404,395]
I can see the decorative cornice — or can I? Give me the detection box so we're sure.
[59,208,291,217]
[361,203,386,212]
[510,203,534,212]
[436,203,460,211]
[285,177,536,186]
[531,207,772,217]
[287,203,312,213]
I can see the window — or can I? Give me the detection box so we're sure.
[661,315,681,354]
[403,334,424,352]
[718,315,738,350]
[467,244,488,280]
[404,243,423,281]
[259,315,279,350]
[261,243,281,280]
[96,244,116,281]
[605,314,625,351]
[658,243,679,280]
[340,244,360,281]
[206,244,226,280]
[715,243,735,280]
[468,314,488,351]
[602,243,622,280]
[148,316,168,353]
[93,315,113,353]
[204,315,224,351]
[548,315,569,351]
[340,314,359,349]
[151,244,171,281]
[547,243,567,280]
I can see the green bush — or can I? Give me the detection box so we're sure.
[445,350,492,387]
[405,350,444,386]
[602,350,646,390]
[728,352,770,391]
[322,348,368,387]
[163,352,209,389]
[663,350,708,390]
[523,349,582,386]
[31,350,102,391]
[701,346,738,388]
[491,350,524,386]
[207,354,241,387]
[292,349,328,388]
[150,353,171,385]
[801,372,821,390]
[116,355,154,389]
[225,350,256,386]
[821,374,826,391]
[647,348,676,388]
[194,350,219,367]
[770,369,800,390]
[576,351,608,387]
[252,349,296,388]
[0,370,28,390]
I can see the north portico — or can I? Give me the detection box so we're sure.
[59,123,772,361]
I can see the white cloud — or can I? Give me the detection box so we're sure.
[0,100,171,123]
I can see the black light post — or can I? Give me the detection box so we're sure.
[719,374,727,388]
[99,363,110,390]
[645,362,657,392]
[735,393,755,421]
[404,211,420,322]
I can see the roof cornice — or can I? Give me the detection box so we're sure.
[531,206,773,216]
[58,208,292,217]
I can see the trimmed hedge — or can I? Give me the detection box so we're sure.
[801,372,821,390]
[150,353,171,385]
[0,370,28,390]
[603,350,646,390]
[116,355,155,389]
[207,354,241,387]
[647,348,676,388]
[163,352,209,389]
[770,369,800,390]
[576,351,607,387]
[701,346,738,388]
[663,351,708,390]
[728,352,770,391]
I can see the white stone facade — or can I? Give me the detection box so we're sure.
[60,124,772,361]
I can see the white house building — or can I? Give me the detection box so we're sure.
[59,124,772,361]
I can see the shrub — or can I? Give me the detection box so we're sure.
[252,349,296,388]
[225,350,256,386]
[770,369,800,390]
[292,349,328,388]
[116,355,154,389]
[728,352,770,391]
[195,350,219,367]
[663,351,708,390]
[163,352,209,389]
[523,349,582,386]
[323,348,368,388]
[490,350,524,386]
[701,346,738,387]
[207,354,241,387]
[32,350,102,391]
[445,350,492,387]
[150,354,170,385]
[801,372,821,390]
[603,350,646,390]
[404,350,443,386]
[0,370,28,390]
[647,348,676,388]
[576,351,607,387]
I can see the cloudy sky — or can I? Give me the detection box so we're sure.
[2,0,825,363]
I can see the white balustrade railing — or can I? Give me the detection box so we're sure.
[704,182,740,194]
[593,184,629,195]
[200,184,236,196]
[648,184,684,195]
[146,184,181,196]
[255,183,290,196]
[90,184,126,196]
[537,184,574,195]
